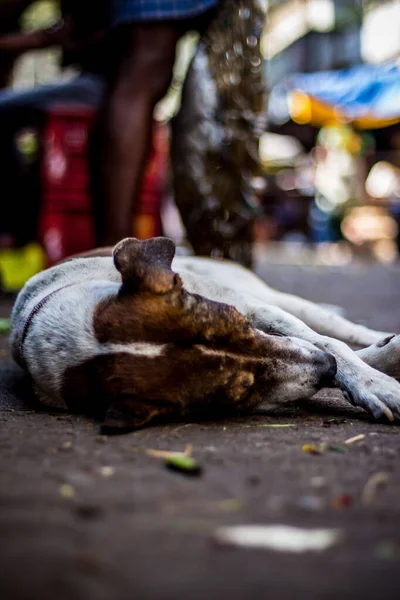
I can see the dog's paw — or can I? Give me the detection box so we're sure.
[373,334,400,379]
[358,334,400,380]
[342,368,400,422]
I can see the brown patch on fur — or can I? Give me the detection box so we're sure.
[94,289,257,347]
[95,235,258,349]
[62,344,279,430]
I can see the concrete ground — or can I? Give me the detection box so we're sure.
[1,259,400,600]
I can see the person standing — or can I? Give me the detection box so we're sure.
[92,1,219,246]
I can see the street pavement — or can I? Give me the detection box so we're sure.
[1,259,400,600]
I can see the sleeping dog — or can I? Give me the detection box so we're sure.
[10,236,400,431]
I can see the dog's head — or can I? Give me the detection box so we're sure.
[62,237,336,431]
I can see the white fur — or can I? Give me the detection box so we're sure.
[10,253,400,420]
[105,342,167,358]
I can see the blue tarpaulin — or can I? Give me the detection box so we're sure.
[269,61,400,129]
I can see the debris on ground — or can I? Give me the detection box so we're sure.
[59,483,75,498]
[344,434,365,445]
[376,541,400,560]
[303,439,358,455]
[166,454,202,476]
[302,444,322,455]
[322,418,347,427]
[214,525,343,552]
[319,442,348,454]
[217,498,244,512]
[59,440,72,451]
[310,476,326,488]
[146,444,193,460]
[327,443,348,454]
[99,466,115,478]
[259,423,296,428]
[332,494,352,509]
[146,444,202,476]
[362,472,390,505]
[244,423,296,428]
[0,318,11,334]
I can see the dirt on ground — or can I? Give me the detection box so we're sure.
[1,261,400,600]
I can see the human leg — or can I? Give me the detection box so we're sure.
[92,22,187,245]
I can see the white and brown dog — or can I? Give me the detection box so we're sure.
[10,236,400,431]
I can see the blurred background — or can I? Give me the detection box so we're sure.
[259,0,400,267]
[0,0,399,290]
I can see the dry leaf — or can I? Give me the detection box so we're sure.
[146,444,192,460]
[344,434,365,445]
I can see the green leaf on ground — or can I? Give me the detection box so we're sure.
[166,455,202,476]
[0,318,11,334]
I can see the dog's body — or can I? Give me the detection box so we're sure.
[10,237,400,429]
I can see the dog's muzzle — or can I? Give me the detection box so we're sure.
[318,352,337,387]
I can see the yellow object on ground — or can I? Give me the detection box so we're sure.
[0,243,46,291]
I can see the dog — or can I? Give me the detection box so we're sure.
[10,236,400,431]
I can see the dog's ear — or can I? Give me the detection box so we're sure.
[113,237,179,294]
[102,396,160,434]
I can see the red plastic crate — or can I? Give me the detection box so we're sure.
[40,211,95,265]
[41,105,93,210]
[39,105,167,265]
